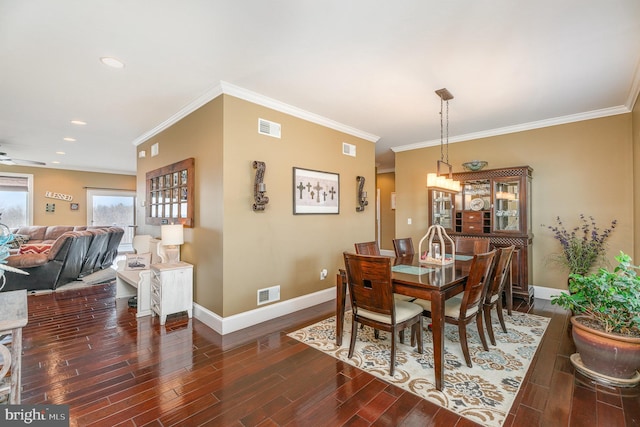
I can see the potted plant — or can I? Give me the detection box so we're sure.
[545,214,617,276]
[551,251,640,384]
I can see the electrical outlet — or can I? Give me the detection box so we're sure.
[407,218,412,225]
[320,268,328,280]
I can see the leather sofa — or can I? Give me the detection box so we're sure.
[2,226,124,292]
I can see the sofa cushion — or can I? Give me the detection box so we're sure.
[43,226,75,241]
[12,226,46,242]
[18,244,53,255]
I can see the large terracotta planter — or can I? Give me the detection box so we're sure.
[571,315,640,381]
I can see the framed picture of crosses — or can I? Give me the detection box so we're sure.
[293,167,339,214]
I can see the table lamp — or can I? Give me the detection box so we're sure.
[161,224,184,264]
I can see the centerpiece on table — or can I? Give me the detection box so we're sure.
[544,214,617,276]
[551,252,640,386]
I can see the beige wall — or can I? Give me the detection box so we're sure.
[633,96,640,261]
[0,165,135,226]
[136,94,376,317]
[376,172,395,251]
[136,96,224,313]
[395,113,633,291]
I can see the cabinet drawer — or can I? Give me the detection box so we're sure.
[462,211,483,234]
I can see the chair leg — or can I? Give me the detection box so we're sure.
[484,305,496,346]
[476,312,489,352]
[416,318,423,354]
[496,300,508,334]
[348,319,359,358]
[390,327,396,376]
[399,329,405,344]
[458,323,472,368]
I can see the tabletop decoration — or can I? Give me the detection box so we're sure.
[418,224,455,265]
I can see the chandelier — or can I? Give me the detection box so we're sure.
[426,88,461,193]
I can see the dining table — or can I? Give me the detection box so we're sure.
[335,254,473,391]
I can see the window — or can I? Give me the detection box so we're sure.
[0,173,33,227]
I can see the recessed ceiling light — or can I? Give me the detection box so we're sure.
[63,137,76,142]
[56,151,65,155]
[71,120,86,125]
[100,56,125,69]
[52,161,60,164]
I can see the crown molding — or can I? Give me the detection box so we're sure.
[219,81,379,142]
[132,81,379,146]
[132,84,224,146]
[391,105,630,153]
[626,57,640,110]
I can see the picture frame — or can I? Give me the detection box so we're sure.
[293,167,340,214]
[145,157,194,227]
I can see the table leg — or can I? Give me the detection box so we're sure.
[10,327,22,404]
[431,292,445,391]
[336,271,347,346]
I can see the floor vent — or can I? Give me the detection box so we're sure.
[258,118,281,138]
[342,142,356,157]
[257,285,280,305]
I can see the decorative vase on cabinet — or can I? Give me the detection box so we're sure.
[428,166,533,302]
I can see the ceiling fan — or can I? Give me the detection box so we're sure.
[0,151,46,166]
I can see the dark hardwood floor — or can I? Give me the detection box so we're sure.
[17,282,639,426]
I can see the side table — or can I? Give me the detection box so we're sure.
[150,262,193,325]
[0,289,28,404]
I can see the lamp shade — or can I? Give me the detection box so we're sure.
[161,224,184,246]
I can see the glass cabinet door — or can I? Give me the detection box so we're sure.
[494,179,520,232]
[430,190,453,229]
[462,180,491,210]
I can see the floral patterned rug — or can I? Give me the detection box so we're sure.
[288,310,549,427]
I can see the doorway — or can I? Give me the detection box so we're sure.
[87,189,136,252]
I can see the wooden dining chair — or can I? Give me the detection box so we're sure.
[413,249,496,367]
[483,245,516,346]
[392,237,415,258]
[343,252,423,375]
[354,241,380,256]
[455,236,490,255]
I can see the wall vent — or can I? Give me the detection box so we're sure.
[342,142,356,157]
[257,285,280,305]
[258,118,281,138]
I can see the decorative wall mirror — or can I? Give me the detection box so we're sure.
[145,158,194,228]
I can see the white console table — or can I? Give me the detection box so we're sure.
[0,289,28,404]
[150,262,193,325]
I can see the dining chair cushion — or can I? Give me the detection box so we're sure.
[394,294,415,302]
[413,296,480,319]
[356,300,423,324]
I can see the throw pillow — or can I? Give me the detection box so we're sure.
[8,234,29,249]
[124,253,151,270]
[18,244,52,255]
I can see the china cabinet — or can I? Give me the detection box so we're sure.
[428,166,533,302]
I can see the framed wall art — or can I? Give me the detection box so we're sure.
[293,167,339,214]
[145,157,194,227]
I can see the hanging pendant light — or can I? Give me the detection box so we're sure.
[426,88,461,193]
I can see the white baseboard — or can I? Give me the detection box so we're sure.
[193,287,335,335]
[191,283,563,336]
[533,285,566,301]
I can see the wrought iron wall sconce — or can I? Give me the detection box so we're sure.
[356,176,368,212]
[252,161,269,211]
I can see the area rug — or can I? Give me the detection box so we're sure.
[288,310,549,427]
